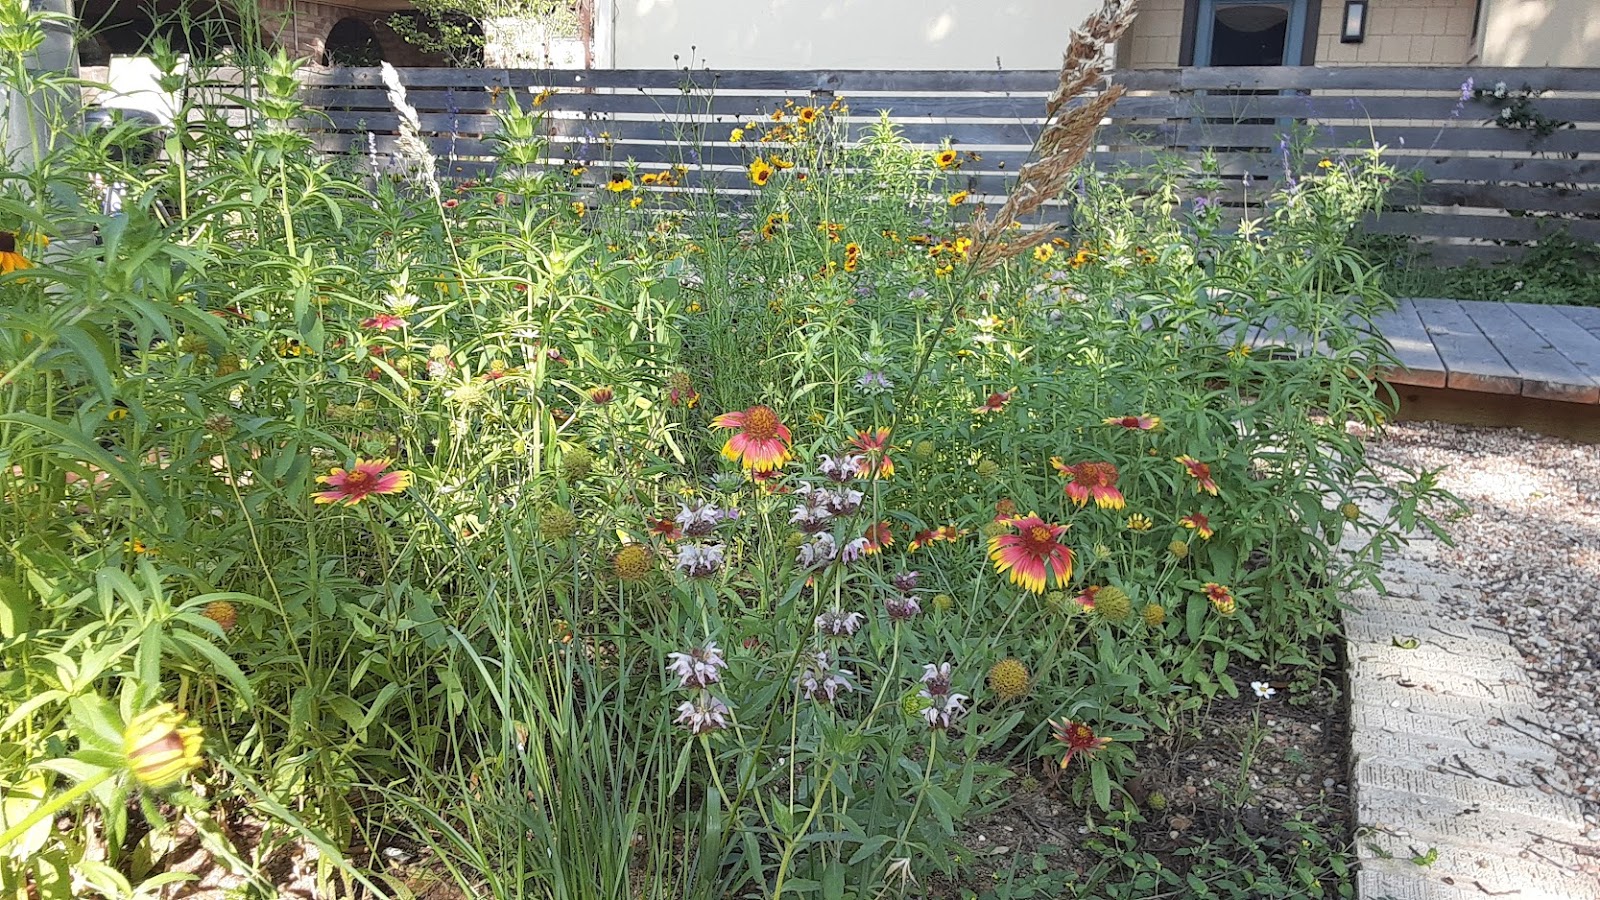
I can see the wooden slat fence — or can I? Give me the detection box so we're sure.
[103,64,1600,261]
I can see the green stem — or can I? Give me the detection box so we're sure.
[0,769,116,850]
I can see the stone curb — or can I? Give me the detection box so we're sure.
[1347,532,1600,899]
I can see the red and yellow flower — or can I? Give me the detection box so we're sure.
[1178,513,1213,539]
[863,521,894,554]
[1203,582,1236,616]
[313,458,412,506]
[1050,459,1125,510]
[848,428,895,479]
[712,405,793,472]
[1103,414,1161,431]
[1074,585,1101,611]
[909,523,966,552]
[1050,717,1111,768]
[973,389,1016,415]
[1176,455,1220,495]
[988,514,1074,594]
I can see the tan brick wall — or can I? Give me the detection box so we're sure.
[1314,0,1477,65]
[1119,0,1186,68]
[1115,0,1479,68]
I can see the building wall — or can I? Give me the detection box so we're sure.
[1118,0,1479,68]
[1313,0,1476,65]
[260,0,436,65]
[1478,0,1600,66]
[604,0,1104,69]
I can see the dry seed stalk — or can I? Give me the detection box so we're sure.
[965,0,1138,271]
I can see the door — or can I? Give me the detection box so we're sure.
[1193,0,1310,67]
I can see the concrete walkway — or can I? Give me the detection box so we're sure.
[1345,534,1600,899]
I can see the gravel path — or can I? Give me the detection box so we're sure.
[1364,420,1600,834]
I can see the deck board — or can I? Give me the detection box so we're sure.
[1503,302,1600,387]
[1457,302,1600,403]
[1372,300,1448,389]
[1408,299,1522,395]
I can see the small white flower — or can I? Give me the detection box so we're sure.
[1251,681,1277,699]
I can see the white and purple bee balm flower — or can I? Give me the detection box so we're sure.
[675,694,733,735]
[666,641,728,689]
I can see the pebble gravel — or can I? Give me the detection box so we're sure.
[1363,420,1600,834]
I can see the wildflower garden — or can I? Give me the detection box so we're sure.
[1,1,1456,897]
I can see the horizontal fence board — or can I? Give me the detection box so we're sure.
[288,65,1600,260]
[297,66,1065,92]
[1365,211,1600,243]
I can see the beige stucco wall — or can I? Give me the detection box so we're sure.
[604,0,1104,69]
[1118,0,1479,68]
[1477,0,1600,66]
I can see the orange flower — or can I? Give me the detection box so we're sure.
[973,389,1015,415]
[909,523,965,552]
[1203,582,1236,615]
[1050,717,1110,768]
[848,428,895,479]
[1103,414,1161,431]
[988,514,1073,594]
[1176,456,1220,495]
[1050,459,1124,510]
[863,521,893,554]
[712,405,793,472]
[1179,513,1213,539]
[313,458,412,506]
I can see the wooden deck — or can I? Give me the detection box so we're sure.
[1376,299,1600,405]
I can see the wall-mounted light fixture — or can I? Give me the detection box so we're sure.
[1341,0,1369,43]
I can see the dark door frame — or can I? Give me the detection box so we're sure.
[1177,0,1322,66]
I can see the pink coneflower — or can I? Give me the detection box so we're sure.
[1176,456,1220,495]
[1179,512,1214,539]
[1103,414,1160,430]
[1050,717,1111,768]
[361,313,405,331]
[712,405,793,472]
[1050,459,1125,510]
[848,428,895,479]
[988,514,1074,594]
[973,389,1016,415]
[312,459,411,506]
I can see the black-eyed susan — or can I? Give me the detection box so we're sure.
[748,157,774,187]
[0,231,31,275]
[797,106,819,125]
[947,190,969,207]
[607,173,633,193]
[934,149,959,170]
